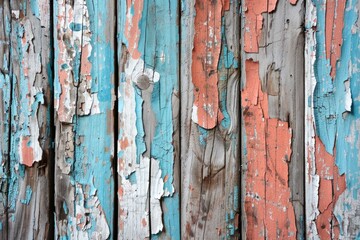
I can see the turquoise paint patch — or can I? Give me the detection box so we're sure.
[198,126,208,146]
[63,202,68,215]
[69,22,86,32]
[69,0,115,238]
[20,186,33,205]
[312,0,337,154]
[313,0,360,237]
[30,0,40,18]
[127,172,137,185]
[137,0,180,238]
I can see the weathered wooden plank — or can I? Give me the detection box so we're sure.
[240,0,305,238]
[0,1,11,238]
[0,1,54,239]
[54,0,115,238]
[117,0,180,238]
[180,0,241,238]
[305,0,360,238]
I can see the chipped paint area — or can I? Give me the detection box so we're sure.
[307,0,360,238]
[305,2,321,237]
[10,13,44,167]
[54,0,115,238]
[242,60,296,239]
[243,0,278,53]
[55,0,99,123]
[0,2,11,233]
[191,0,223,129]
[118,0,180,238]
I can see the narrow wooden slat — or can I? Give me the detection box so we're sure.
[180,0,241,238]
[240,0,305,239]
[117,0,180,238]
[0,1,54,239]
[305,0,360,238]
[54,0,116,238]
[0,1,11,238]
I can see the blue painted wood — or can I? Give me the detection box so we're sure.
[54,0,115,238]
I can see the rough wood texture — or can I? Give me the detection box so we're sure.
[54,0,115,238]
[2,0,360,239]
[0,1,11,238]
[181,0,241,238]
[305,0,360,238]
[0,1,53,239]
[240,0,305,239]
[117,0,180,238]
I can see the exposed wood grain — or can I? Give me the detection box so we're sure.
[181,0,241,238]
[54,0,115,238]
[0,1,11,238]
[0,1,54,239]
[117,0,180,238]
[240,0,305,238]
[305,0,360,238]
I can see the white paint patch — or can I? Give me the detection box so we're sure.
[126,57,160,84]
[191,105,199,124]
[150,158,164,234]
[344,80,352,113]
[119,156,150,239]
[304,1,320,238]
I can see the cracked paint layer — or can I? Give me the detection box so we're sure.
[181,0,241,238]
[306,0,360,238]
[54,0,115,238]
[0,2,11,237]
[242,60,296,239]
[191,0,224,129]
[117,0,180,239]
[243,0,278,53]
[0,1,54,239]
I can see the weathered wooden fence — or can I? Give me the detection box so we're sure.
[0,0,360,239]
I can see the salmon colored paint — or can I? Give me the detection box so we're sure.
[56,5,75,123]
[325,0,345,78]
[21,136,34,167]
[242,60,296,239]
[315,137,346,239]
[243,0,278,53]
[191,0,223,129]
[80,44,92,80]
[124,0,143,60]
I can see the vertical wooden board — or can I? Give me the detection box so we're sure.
[117,0,180,239]
[240,0,305,239]
[54,0,115,238]
[181,0,241,238]
[0,1,11,238]
[305,0,360,238]
[0,1,53,239]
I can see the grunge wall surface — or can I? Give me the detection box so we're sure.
[0,0,359,239]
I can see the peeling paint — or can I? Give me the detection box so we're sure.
[118,0,180,238]
[191,0,223,129]
[306,0,360,238]
[243,0,278,53]
[242,60,296,239]
[54,0,115,238]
